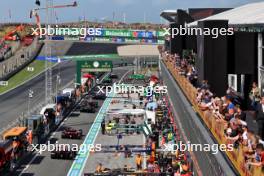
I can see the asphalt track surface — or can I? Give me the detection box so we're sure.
[12,68,129,176]
[0,42,127,131]
[66,42,125,55]
[0,61,76,130]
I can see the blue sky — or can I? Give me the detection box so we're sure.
[0,0,263,24]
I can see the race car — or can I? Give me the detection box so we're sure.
[80,105,96,113]
[88,101,99,108]
[61,127,83,139]
[109,73,118,79]
[92,93,106,100]
[101,77,112,84]
[50,149,77,160]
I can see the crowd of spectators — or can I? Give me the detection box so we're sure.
[163,51,264,169]
[0,40,12,62]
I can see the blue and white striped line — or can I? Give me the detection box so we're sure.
[67,91,115,176]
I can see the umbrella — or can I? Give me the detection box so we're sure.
[82,73,94,78]
[150,75,158,81]
[146,102,158,110]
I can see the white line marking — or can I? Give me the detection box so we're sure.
[18,153,38,176]
[19,68,131,175]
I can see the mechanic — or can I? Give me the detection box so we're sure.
[135,153,143,170]
[95,163,104,173]
[101,119,105,135]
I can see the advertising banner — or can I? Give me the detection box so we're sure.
[51,28,165,40]
[76,60,113,83]
[103,29,131,37]
[102,29,161,39]
[51,36,64,40]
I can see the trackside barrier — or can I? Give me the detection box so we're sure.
[163,59,264,176]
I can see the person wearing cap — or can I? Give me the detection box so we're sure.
[225,108,235,121]
[247,143,264,167]
[236,105,246,121]
[249,82,260,110]
[200,80,210,90]
[226,96,235,111]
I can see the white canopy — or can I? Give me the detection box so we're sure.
[146,110,155,124]
[107,108,146,115]
[189,2,264,26]
[117,45,159,57]
[40,104,56,115]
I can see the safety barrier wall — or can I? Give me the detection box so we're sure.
[163,59,263,176]
[0,38,42,80]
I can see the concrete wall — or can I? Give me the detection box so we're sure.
[0,38,43,80]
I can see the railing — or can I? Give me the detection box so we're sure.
[163,59,264,176]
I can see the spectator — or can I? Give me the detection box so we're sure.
[225,108,235,121]
[230,114,247,127]
[226,96,235,111]
[200,80,210,90]
[236,105,246,121]
[256,97,264,139]
[249,82,261,110]
[153,162,161,173]
[247,143,264,167]
[241,127,256,150]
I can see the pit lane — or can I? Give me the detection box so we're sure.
[13,67,129,176]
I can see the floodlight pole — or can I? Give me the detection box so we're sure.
[45,0,53,104]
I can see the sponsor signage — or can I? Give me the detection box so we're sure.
[51,36,64,40]
[64,36,79,40]
[76,60,113,83]
[102,29,160,39]
[79,60,113,70]
[64,54,120,60]
[53,28,164,39]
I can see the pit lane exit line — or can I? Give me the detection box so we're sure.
[67,91,115,176]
